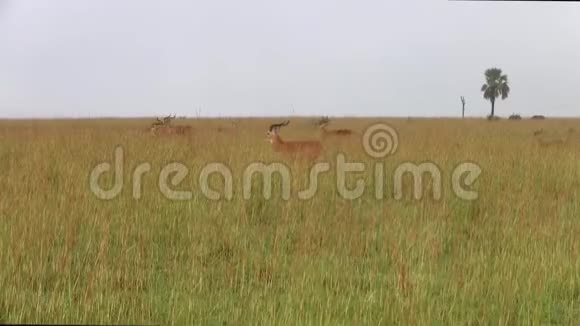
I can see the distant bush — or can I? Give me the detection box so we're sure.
[508,114,522,120]
[487,115,501,121]
[531,115,545,120]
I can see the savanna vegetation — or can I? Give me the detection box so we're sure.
[0,117,579,324]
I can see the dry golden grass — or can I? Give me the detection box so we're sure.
[0,117,580,324]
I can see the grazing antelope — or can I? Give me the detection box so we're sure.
[267,120,322,160]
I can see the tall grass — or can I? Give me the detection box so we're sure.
[0,118,579,324]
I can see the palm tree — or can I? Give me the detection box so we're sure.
[481,68,510,117]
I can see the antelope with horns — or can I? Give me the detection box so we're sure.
[150,114,192,136]
[267,120,322,160]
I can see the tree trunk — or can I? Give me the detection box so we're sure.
[490,98,495,117]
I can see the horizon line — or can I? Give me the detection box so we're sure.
[0,114,573,120]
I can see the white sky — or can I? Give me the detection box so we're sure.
[0,0,578,118]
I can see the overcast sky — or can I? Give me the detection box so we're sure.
[0,0,578,118]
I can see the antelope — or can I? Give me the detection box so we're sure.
[266,120,322,160]
[318,121,354,139]
[149,114,192,136]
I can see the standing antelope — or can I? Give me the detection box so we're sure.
[149,114,192,136]
[267,121,322,160]
[318,121,354,139]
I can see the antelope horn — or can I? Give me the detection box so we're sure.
[269,120,290,132]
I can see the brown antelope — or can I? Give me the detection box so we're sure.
[318,121,354,139]
[149,114,192,136]
[267,120,322,160]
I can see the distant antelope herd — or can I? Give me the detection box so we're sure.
[146,114,574,160]
[147,115,358,160]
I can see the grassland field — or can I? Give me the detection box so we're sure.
[0,117,580,325]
